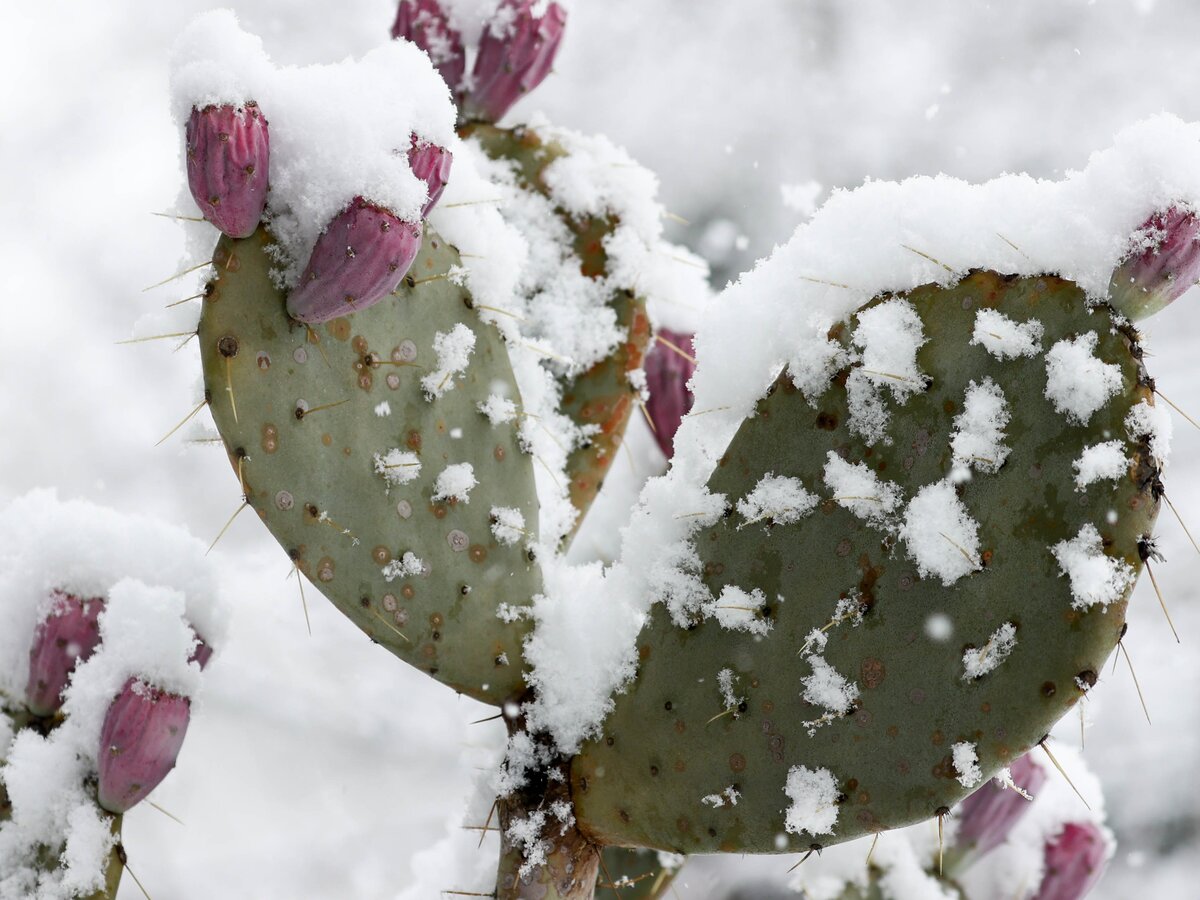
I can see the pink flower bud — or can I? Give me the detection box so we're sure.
[25,592,104,717]
[1032,822,1109,900]
[955,753,1047,862]
[644,329,696,459]
[189,632,213,671]
[392,0,466,96]
[462,0,567,123]
[97,678,191,814]
[185,102,270,239]
[408,136,453,217]
[286,198,423,324]
[1109,207,1200,320]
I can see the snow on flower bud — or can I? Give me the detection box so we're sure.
[1032,822,1110,900]
[392,0,466,96]
[1109,206,1200,321]
[185,102,270,239]
[286,198,423,325]
[25,591,105,717]
[644,329,696,459]
[462,0,567,123]
[954,753,1047,861]
[97,677,192,814]
[408,135,453,217]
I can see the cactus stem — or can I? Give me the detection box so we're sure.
[1144,560,1180,643]
[1155,389,1200,430]
[865,832,880,869]
[995,232,1032,260]
[654,333,697,364]
[206,500,248,555]
[141,260,213,292]
[286,563,314,637]
[799,275,853,289]
[1164,494,1200,555]
[116,330,197,346]
[900,243,957,274]
[154,397,209,447]
[147,800,185,826]
[151,211,207,223]
[1038,739,1092,811]
[1118,639,1151,724]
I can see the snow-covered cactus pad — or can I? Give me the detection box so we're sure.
[572,270,1160,854]
[198,228,541,703]
[462,122,652,533]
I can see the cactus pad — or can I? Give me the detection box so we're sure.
[199,228,541,704]
[571,271,1160,854]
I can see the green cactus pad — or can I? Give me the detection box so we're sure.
[597,847,680,898]
[199,228,541,704]
[571,271,1160,854]
[463,123,652,540]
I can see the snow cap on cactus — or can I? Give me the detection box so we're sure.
[393,0,466,95]
[1108,206,1200,320]
[955,753,1048,861]
[185,102,270,238]
[1032,822,1110,900]
[644,329,696,459]
[286,198,423,324]
[408,135,454,217]
[25,592,104,717]
[96,677,191,813]
[463,0,567,123]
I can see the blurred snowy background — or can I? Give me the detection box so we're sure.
[3,0,1200,896]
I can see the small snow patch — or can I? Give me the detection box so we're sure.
[787,331,845,404]
[950,378,1011,479]
[962,622,1018,679]
[382,551,424,581]
[421,324,476,399]
[1125,399,1173,465]
[784,765,840,837]
[701,786,741,808]
[478,393,518,424]
[432,463,477,503]
[952,741,983,788]
[708,585,772,636]
[1073,441,1128,490]
[846,298,929,444]
[373,401,391,417]
[717,668,743,714]
[490,506,525,545]
[736,474,819,527]
[1051,523,1135,610]
[1044,332,1122,425]
[373,449,421,486]
[823,452,903,529]
[801,657,861,719]
[899,481,981,585]
[971,309,1044,359]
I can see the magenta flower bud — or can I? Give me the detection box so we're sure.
[186,102,270,239]
[408,136,453,217]
[954,753,1048,862]
[1109,206,1200,320]
[286,198,423,325]
[25,592,104,717]
[462,0,567,123]
[392,0,466,96]
[189,632,213,671]
[644,329,696,459]
[1032,822,1109,900]
[97,678,191,814]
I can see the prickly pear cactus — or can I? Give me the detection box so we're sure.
[198,227,541,704]
[463,123,652,537]
[571,271,1159,854]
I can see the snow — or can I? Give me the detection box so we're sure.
[489,506,526,545]
[952,741,983,788]
[786,326,846,404]
[1074,440,1129,490]
[1125,398,1173,465]
[421,324,477,400]
[382,552,425,582]
[971,308,1044,360]
[735,473,819,527]
[1052,523,1137,610]
[847,298,929,444]
[373,401,391,417]
[962,622,1018,679]
[701,786,741,808]
[801,656,860,720]
[709,585,772,636]
[1044,332,1123,425]
[822,452,903,529]
[784,765,841,838]
[716,667,742,713]
[432,462,478,504]
[899,480,981,585]
[171,11,458,289]
[478,393,518,425]
[950,378,1011,479]
[373,449,422,486]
